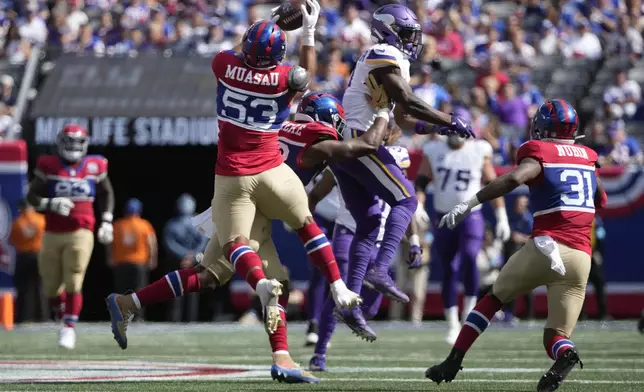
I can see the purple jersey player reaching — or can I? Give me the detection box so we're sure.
[416,108,511,345]
[331,3,474,336]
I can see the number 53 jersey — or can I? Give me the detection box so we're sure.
[518,140,600,256]
[422,139,493,214]
[212,50,296,176]
[34,155,107,233]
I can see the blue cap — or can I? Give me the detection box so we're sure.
[125,198,143,216]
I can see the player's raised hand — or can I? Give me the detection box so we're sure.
[449,115,475,138]
[365,73,392,110]
[302,0,321,32]
[438,202,470,230]
[49,197,75,216]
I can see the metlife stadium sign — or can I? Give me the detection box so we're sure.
[27,55,220,146]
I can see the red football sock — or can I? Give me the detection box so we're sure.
[546,335,575,360]
[454,294,502,353]
[230,243,266,290]
[134,268,201,308]
[296,222,341,282]
[63,292,83,328]
[269,306,289,353]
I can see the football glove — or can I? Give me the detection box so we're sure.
[450,115,475,138]
[494,208,511,242]
[48,197,75,216]
[439,201,471,230]
[97,212,114,244]
[365,73,391,110]
[407,245,423,269]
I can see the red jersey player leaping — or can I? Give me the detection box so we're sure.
[425,99,608,392]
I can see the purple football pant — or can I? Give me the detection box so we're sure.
[331,144,417,280]
[307,214,334,324]
[314,224,383,356]
[434,209,485,308]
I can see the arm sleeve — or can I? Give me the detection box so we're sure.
[34,157,47,180]
[96,156,108,183]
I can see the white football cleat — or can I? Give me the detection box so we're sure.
[58,326,76,350]
[445,327,459,346]
[305,332,319,346]
[256,279,283,335]
[330,280,362,309]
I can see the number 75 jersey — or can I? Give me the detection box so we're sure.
[518,140,600,256]
[422,139,493,214]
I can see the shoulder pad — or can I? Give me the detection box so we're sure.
[288,66,309,92]
[516,140,543,163]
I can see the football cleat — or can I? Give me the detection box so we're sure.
[106,293,135,349]
[58,326,76,350]
[271,364,320,384]
[364,269,410,303]
[305,322,319,346]
[537,348,583,392]
[425,349,465,384]
[308,354,327,372]
[256,279,283,335]
[333,307,377,342]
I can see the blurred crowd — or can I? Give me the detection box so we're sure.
[2,0,641,164]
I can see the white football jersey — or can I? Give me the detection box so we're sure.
[423,139,493,214]
[343,43,411,133]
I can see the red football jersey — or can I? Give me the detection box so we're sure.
[517,140,604,256]
[212,50,297,176]
[278,120,338,186]
[34,155,108,233]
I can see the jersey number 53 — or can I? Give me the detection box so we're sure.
[55,181,91,197]
[220,89,280,130]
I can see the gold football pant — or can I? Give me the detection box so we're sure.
[38,229,94,296]
[492,239,590,337]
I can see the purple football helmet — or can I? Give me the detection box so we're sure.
[371,4,423,61]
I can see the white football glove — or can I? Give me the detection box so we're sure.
[48,197,75,216]
[97,221,113,244]
[301,0,320,47]
[97,212,114,244]
[494,208,511,242]
[438,202,471,230]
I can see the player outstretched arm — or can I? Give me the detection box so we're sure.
[296,0,320,76]
[299,114,389,168]
[307,169,336,213]
[439,157,542,229]
[299,75,392,168]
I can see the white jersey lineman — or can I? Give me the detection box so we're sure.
[422,139,493,214]
[343,43,411,134]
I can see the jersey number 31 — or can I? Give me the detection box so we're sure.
[560,169,595,208]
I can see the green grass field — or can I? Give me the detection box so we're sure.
[0,321,642,391]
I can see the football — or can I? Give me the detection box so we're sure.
[272,0,312,31]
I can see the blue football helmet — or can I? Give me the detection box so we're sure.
[241,20,287,68]
[296,91,346,138]
[531,99,581,141]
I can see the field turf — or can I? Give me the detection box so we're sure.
[0,321,642,391]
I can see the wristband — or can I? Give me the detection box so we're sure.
[466,195,480,210]
[102,212,114,223]
[409,234,420,247]
[376,109,389,121]
[415,120,428,134]
[302,30,315,47]
[36,198,50,211]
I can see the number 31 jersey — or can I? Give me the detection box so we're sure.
[423,139,492,214]
[212,50,296,176]
[34,155,108,233]
[518,140,601,256]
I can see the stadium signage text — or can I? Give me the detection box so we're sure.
[34,116,219,146]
